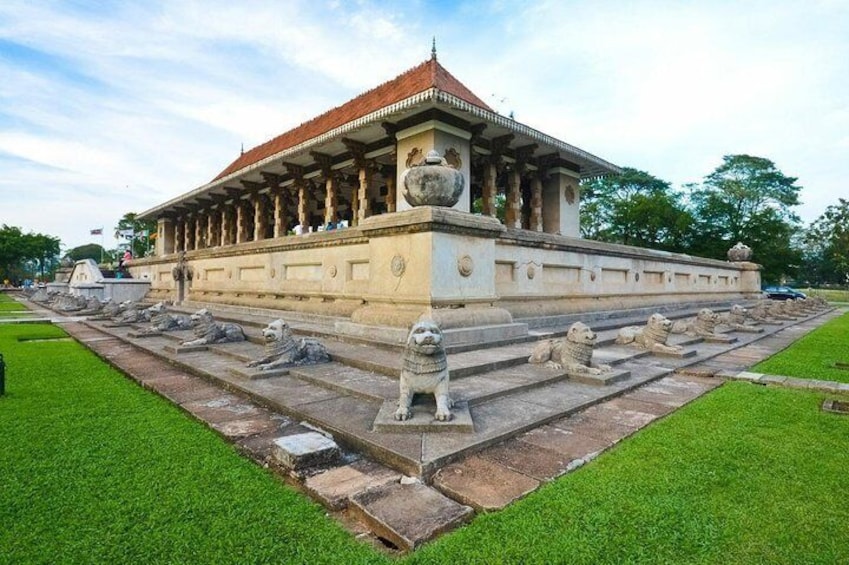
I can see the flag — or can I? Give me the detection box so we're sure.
[90,228,102,235]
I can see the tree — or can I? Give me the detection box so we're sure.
[115,212,157,259]
[580,168,693,252]
[0,225,61,283]
[689,155,802,283]
[66,243,106,263]
[803,198,849,286]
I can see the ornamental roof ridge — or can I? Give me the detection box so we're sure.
[212,58,492,182]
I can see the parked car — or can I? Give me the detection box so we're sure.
[762,286,806,300]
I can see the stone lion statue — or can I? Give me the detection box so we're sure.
[746,301,775,323]
[615,313,683,355]
[672,308,720,337]
[718,304,762,332]
[113,301,143,323]
[528,322,611,375]
[138,302,194,334]
[246,319,330,371]
[395,319,452,422]
[181,309,246,346]
[78,296,105,315]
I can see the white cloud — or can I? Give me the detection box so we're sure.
[0,0,847,251]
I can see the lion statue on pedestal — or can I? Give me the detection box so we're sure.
[181,309,246,346]
[672,308,720,337]
[615,313,683,355]
[138,302,194,334]
[246,319,330,371]
[718,304,762,332]
[528,321,611,375]
[395,319,452,422]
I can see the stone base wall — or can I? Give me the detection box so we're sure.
[129,208,760,327]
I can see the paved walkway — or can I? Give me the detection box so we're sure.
[13,297,847,551]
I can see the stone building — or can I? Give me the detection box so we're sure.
[134,54,760,343]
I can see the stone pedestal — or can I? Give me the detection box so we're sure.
[338,206,527,344]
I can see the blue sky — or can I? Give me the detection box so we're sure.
[1,0,847,251]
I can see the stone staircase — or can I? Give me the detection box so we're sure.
[20,293,839,551]
[81,301,806,479]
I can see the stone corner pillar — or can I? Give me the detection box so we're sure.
[156,217,175,256]
[542,168,581,237]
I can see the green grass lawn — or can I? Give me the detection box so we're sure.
[2,323,848,564]
[804,288,849,306]
[411,382,849,564]
[753,311,849,383]
[0,324,386,565]
[0,293,26,312]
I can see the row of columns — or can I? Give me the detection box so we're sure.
[164,162,397,255]
[478,149,547,232]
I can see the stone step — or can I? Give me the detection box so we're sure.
[348,480,473,551]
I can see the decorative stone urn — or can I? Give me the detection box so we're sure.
[727,241,753,262]
[401,150,464,207]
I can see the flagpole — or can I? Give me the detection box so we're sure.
[100,227,104,265]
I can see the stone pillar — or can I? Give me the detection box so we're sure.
[324,176,337,225]
[481,163,497,217]
[357,166,372,224]
[505,170,522,229]
[183,217,193,251]
[236,200,250,243]
[529,176,543,232]
[219,207,227,246]
[194,214,204,250]
[295,183,307,230]
[206,211,215,248]
[383,167,396,213]
[543,169,581,237]
[173,219,183,253]
[253,194,266,241]
[273,189,287,237]
[156,217,174,256]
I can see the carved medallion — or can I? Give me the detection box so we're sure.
[634,272,640,282]
[444,147,462,169]
[564,184,576,205]
[527,265,536,280]
[590,271,596,281]
[457,255,474,277]
[391,255,406,277]
[270,268,276,279]
[405,148,423,168]
[328,265,337,278]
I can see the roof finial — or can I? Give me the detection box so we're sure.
[240,142,244,155]
[431,36,437,60]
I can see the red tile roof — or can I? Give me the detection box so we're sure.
[213,57,492,181]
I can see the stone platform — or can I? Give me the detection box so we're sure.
[72,302,832,479]
[18,294,842,551]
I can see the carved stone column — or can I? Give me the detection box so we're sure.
[206,210,215,247]
[482,162,497,217]
[236,200,249,243]
[505,170,522,229]
[312,152,337,226]
[174,218,184,253]
[272,188,287,237]
[529,176,543,232]
[324,175,337,225]
[183,216,193,251]
[357,166,372,224]
[219,207,227,246]
[350,181,359,226]
[382,165,396,213]
[193,213,203,250]
[252,193,267,241]
[297,183,308,229]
